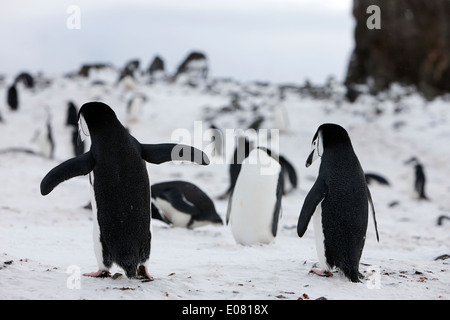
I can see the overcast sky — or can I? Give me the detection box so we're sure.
[0,0,354,84]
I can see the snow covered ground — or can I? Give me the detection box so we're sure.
[0,68,449,300]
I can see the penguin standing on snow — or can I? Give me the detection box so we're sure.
[404,157,428,200]
[32,111,55,159]
[40,102,209,279]
[7,84,18,111]
[297,123,379,282]
[66,101,85,156]
[226,148,283,245]
[151,180,223,229]
[126,94,147,124]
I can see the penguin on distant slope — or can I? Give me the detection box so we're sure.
[126,94,147,124]
[404,157,428,200]
[32,112,55,159]
[40,102,209,279]
[226,148,283,245]
[151,180,223,229]
[66,101,78,127]
[7,84,18,110]
[297,123,379,282]
[66,101,85,156]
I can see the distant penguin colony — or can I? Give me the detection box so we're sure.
[40,102,209,279]
[151,180,223,229]
[297,123,379,282]
[226,148,283,246]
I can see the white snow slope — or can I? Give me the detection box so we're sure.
[0,69,449,300]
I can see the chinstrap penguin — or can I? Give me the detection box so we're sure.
[151,180,223,229]
[40,102,209,279]
[226,148,283,245]
[404,157,428,200]
[297,123,379,282]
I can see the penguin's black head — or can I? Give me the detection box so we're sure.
[306,123,351,167]
[78,102,117,125]
[404,156,420,166]
[78,102,120,139]
[317,123,351,147]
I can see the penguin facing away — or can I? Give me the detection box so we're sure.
[226,148,283,246]
[40,102,209,279]
[297,123,379,282]
[151,180,223,229]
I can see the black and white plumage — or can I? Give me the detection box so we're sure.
[226,148,283,245]
[258,147,298,195]
[297,123,379,282]
[151,180,223,229]
[40,102,209,279]
[219,136,255,199]
[404,157,428,200]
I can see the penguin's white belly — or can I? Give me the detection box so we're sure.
[312,201,329,271]
[154,198,192,228]
[229,153,280,245]
[89,173,106,270]
[127,97,143,123]
[36,129,52,158]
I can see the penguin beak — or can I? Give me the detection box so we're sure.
[306,150,315,167]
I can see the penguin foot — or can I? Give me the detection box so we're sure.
[137,265,154,281]
[310,268,333,278]
[84,270,111,278]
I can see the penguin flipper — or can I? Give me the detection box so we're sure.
[140,143,210,165]
[271,172,284,237]
[367,186,380,242]
[297,176,327,237]
[225,189,234,225]
[280,155,298,188]
[40,151,95,195]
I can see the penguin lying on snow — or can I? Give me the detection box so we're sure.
[227,148,283,246]
[297,123,379,282]
[151,180,223,229]
[40,102,209,279]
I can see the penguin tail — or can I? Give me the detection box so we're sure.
[342,268,363,283]
[122,263,138,279]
